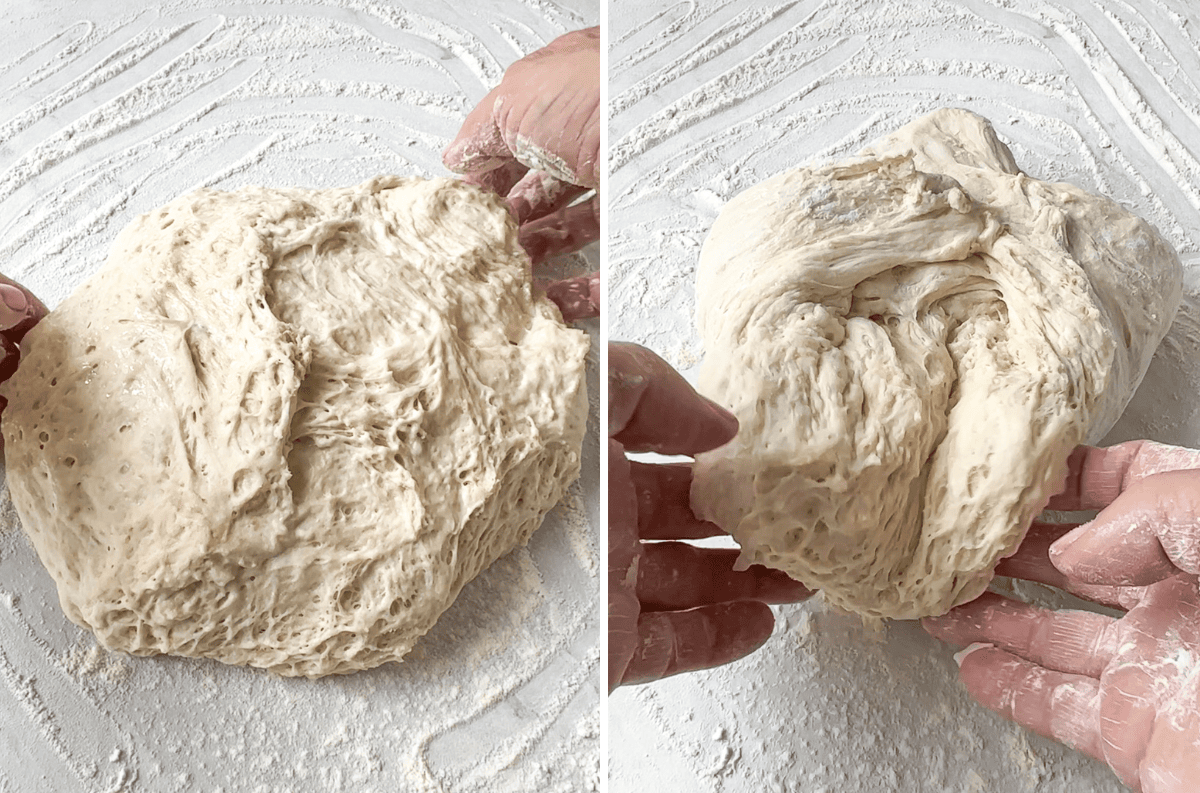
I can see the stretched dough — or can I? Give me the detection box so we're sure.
[691,109,1182,619]
[2,176,589,677]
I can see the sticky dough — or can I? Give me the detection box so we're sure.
[1,176,589,677]
[690,109,1182,619]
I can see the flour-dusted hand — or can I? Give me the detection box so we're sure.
[0,274,47,413]
[609,343,812,690]
[1044,441,1200,586]
[443,27,599,320]
[924,440,1200,793]
[443,27,599,216]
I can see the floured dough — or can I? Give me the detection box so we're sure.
[1,176,589,677]
[690,109,1182,619]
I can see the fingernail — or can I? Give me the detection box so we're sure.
[0,286,29,330]
[0,285,27,313]
[703,397,738,435]
[953,642,993,667]
[1049,524,1087,562]
[441,139,468,169]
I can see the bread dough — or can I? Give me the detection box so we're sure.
[1,176,589,677]
[690,109,1182,619]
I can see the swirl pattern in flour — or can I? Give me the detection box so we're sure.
[610,0,1200,375]
[0,2,599,792]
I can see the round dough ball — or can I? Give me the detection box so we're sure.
[2,176,589,677]
[690,109,1182,619]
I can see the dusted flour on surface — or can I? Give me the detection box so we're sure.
[1,176,589,677]
[691,109,1182,620]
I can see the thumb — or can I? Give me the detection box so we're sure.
[520,198,600,265]
[545,272,599,322]
[442,85,510,175]
[1050,469,1200,586]
[0,284,36,332]
[608,343,738,455]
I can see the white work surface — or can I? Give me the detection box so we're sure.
[610,1,1200,791]
[0,2,599,791]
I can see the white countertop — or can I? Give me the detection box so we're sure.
[0,2,599,791]
[608,1,1200,791]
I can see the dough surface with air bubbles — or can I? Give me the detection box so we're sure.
[690,109,1182,619]
[1,176,589,677]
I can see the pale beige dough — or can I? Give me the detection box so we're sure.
[691,109,1182,619]
[1,176,589,677]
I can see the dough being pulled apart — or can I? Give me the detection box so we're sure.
[691,109,1182,619]
[2,176,589,677]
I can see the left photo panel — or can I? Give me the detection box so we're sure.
[0,2,600,791]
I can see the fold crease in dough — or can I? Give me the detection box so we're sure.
[690,109,1182,619]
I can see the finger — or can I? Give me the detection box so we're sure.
[1052,518,1176,587]
[618,601,775,686]
[1130,441,1200,477]
[545,272,599,322]
[520,197,599,265]
[1049,441,1200,512]
[609,439,643,691]
[0,323,32,394]
[464,159,528,198]
[0,277,47,406]
[506,170,587,225]
[442,85,510,175]
[1051,469,1200,586]
[630,461,725,540]
[1047,442,1146,511]
[1141,669,1200,793]
[0,284,33,331]
[1099,584,1153,612]
[608,576,641,693]
[996,522,1132,609]
[637,542,813,610]
[955,644,1105,762]
[922,592,1119,678]
[996,522,1080,589]
[1099,664,1163,789]
[0,275,46,337]
[609,342,738,455]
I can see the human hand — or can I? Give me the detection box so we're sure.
[443,27,599,321]
[609,343,813,690]
[923,440,1200,793]
[0,276,46,396]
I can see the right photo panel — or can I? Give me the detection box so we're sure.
[607,1,1200,791]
